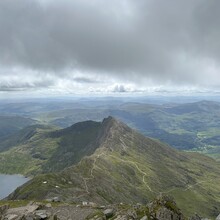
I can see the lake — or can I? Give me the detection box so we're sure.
[0,174,29,199]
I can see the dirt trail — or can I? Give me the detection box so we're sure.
[74,149,206,199]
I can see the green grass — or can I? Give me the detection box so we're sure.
[2,115,220,218]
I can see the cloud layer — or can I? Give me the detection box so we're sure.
[1,0,220,94]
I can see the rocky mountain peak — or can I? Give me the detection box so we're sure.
[96,116,133,149]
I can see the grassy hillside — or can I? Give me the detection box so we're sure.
[0,121,102,175]
[0,125,59,175]
[43,121,101,172]
[9,117,220,218]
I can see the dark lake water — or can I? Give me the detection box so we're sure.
[0,174,29,199]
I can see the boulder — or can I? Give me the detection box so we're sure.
[34,210,48,219]
[103,209,114,218]
[45,203,52,208]
[4,214,19,220]
[52,197,61,203]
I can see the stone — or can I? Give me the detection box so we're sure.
[155,207,184,220]
[82,201,88,206]
[52,197,61,202]
[45,203,52,208]
[103,209,114,218]
[140,216,148,220]
[4,214,19,220]
[127,210,137,219]
[5,205,39,217]
[88,202,97,208]
[216,214,220,220]
[35,210,48,219]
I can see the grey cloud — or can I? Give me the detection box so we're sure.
[0,78,54,91]
[0,0,220,88]
[73,77,100,84]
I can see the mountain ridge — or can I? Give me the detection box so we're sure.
[8,117,220,218]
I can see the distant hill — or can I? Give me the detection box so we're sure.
[2,100,220,158]
[37,100,220,159]
[9,117,220,218]
[0,115,36,139]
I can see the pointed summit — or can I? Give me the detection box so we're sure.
[96,116,132,150]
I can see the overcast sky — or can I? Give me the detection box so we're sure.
[0,0,220,97]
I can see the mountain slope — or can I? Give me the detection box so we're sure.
[0,121,102,175]
[43,120,102,172]
[9,117,220,218]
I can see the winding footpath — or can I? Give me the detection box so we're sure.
[73,148,207,199]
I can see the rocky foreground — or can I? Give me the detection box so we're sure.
[0,195,219,220]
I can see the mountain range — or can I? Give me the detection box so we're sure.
[6,117,220,218]
[2,100,220,158]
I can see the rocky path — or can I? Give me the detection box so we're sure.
[51,205,94,220]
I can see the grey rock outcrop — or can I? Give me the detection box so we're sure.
[103,209,114,218]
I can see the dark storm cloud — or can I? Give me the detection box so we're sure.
[0,0,220,88]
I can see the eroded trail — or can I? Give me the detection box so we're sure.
[108,154,154,192]
[76,152,107,198]
[75,148,207,199]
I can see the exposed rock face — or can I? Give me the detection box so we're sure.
[147,195,184,220]
[154,207,182,220]
[88,195,185,220]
